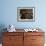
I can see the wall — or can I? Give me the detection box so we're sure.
[0,0,46,29]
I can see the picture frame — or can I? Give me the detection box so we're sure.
[17,7,35,22]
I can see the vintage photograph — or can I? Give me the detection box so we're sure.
[17,7,35,22]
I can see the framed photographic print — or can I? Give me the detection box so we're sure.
[17,7,35,22]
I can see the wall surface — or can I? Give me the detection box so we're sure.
[0,0,46,44]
